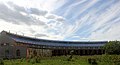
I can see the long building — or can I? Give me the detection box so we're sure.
[0,31,107,59]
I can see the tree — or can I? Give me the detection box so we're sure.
[103,41,120,55]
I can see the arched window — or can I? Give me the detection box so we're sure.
[16,49,20,56]
[5,49,9,57]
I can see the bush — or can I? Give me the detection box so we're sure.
[87,58,97,65]
[104,41,120,55]
[91,59,97,65]
[88,58,92,64]
[98,55,120,65]
[20,58,25,62]
[0,59,4,65]
[35,56,41,63]
[30,58,36,64]
[114,62,120,65]
[28,56,41,64]
[67,55,73,61]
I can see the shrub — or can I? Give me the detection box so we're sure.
[0,59,4,65]
[28,56,41,64]
[35,56,41,63]
[87,58,97,65]
[30,58,36,64]
[103,41,120,55]
[91,59,97,65]
[67,50,74,61]
[20,58,25,62]
[67,55,73,61]
[88,58,92,64]
[114,62,120,65]
[27,58,30,62]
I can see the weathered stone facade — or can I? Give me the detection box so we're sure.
[26,48,52,58]
[0,31,52,59]
[0,46,27,59]
[0,31,27,59]
[0,31,107,59]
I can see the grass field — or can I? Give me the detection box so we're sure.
[1,55,120,65]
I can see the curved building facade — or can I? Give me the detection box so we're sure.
[0,31,107,59]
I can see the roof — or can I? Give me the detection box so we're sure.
[1,31,108,47]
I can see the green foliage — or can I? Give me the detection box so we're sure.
[35,56,41,63]
[67,55,73,61]
[0,59,4,65]
[114,62,120,65]
[2,55,120,65]
[27,56,41,64]
[88,58,92,64]
[93,55,120,65]
[67,50,74,61]
[87,58,98,65]
[103,41,120,54]
[29,58,36,64]
[20,58,25,62]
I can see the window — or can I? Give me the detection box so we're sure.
[5,50,9,56]
[16,49,20,56]
[1,43,4,46]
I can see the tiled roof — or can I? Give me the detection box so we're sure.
[3,31,107,47]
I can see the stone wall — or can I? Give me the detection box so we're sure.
[0,46,27,59]
[27,48,52,58]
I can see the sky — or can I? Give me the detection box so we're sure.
[0,0,120,41]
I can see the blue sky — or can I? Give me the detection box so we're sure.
[0,0,120,41]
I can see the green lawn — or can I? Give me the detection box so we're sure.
[1,55,120,65]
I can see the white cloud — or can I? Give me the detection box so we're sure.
[0,0,120,41]
[61,14,91,38]
[20,12,27,16]
[0,0,67,12]
[56,16,65,22]
[45,14,56,19]
[60,0,120,41]
[63,0,87,17]
[91,1,120,32]
[0,0,67,40]
[89,22,120,41]
[78,1,120,41]
[0,19,65,40]
[64,0,99,18]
